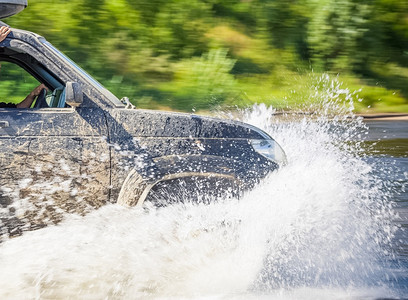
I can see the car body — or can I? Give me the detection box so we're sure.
[0,3,286,236]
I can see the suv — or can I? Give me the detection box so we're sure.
[0,1,286,235]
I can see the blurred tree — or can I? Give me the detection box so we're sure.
[150,0,212,58]
[259,0,311,60]
[160,49,237,110]
[370,0,408,66]
[308,0,372,73]
[2,0,407,111]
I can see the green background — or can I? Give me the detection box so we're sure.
[2,0,408,113]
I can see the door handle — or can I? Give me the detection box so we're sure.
[0,121,9,128]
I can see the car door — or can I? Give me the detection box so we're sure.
[0,105,110,235]
[0,108,31,235]
[0,32,113,236]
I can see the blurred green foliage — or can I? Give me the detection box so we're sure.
[0,62,39,104]
[3,0,408,112]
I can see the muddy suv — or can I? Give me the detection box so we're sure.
[0,1,286,235]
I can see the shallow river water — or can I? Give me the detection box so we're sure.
[363,120,408,296]
[0,104,407,299]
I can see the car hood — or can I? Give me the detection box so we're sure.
[109,109,271,140]
[0,0,27,19]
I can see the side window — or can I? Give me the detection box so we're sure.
[0,61,40,107]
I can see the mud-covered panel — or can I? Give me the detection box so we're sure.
[108,135,277,204]
[0,137,31,237]
[0,108,110,238]
[0,108,108,137]
[108,137,156,203]
[107,108,272,201]
[109,109,267,139]
[0,137,30,206]
[135,137,276,180]
[0,137,110,237]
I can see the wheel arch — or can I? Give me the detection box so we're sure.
[117,154,244,207]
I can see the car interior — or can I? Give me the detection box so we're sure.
[0,46,67,108]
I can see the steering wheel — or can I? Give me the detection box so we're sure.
[34,88,48,108]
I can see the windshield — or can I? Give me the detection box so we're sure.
[40,38,124,107]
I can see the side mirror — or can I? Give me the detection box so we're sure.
[65,82,83,107]
[0,0,27,19]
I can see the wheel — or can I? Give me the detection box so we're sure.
[145,176,241,207]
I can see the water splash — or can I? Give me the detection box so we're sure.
[240,107,396,291]
[0,76,404,299]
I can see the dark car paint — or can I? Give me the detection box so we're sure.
[0,24,281,236]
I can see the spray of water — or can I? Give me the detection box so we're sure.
[0,75,403,299]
